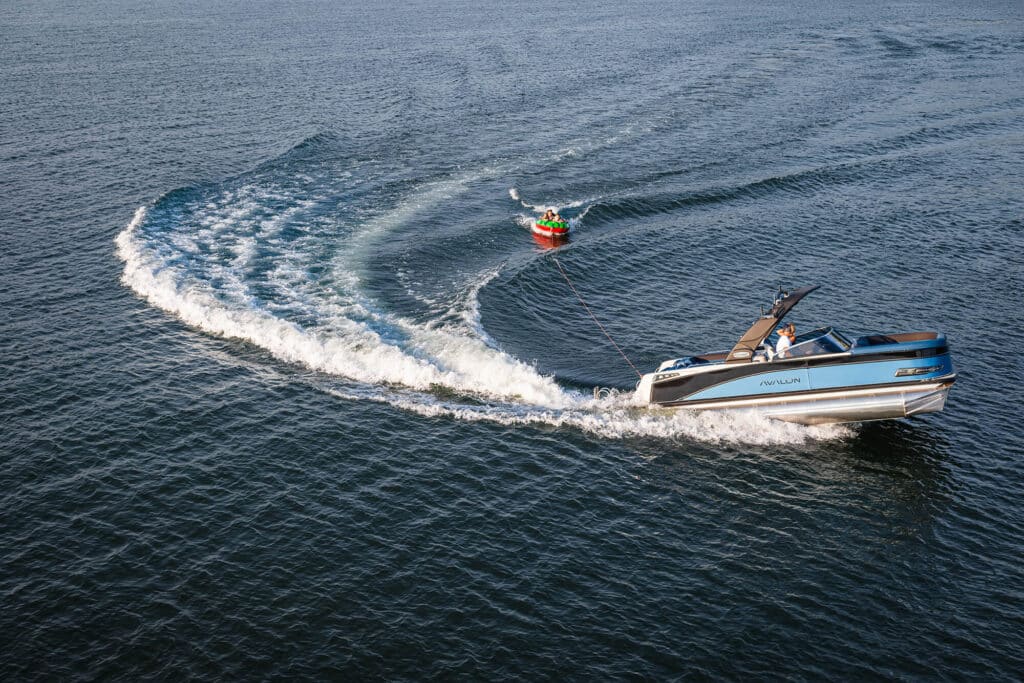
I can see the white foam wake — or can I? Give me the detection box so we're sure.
[116,192,851,445]
[327,386,852,445]
[116,205,572,408]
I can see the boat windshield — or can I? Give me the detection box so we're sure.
[786,327,850,358]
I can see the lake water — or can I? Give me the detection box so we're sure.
[3,0,1023,677]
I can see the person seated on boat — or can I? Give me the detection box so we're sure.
[552,212,564,223]
[541,209,555,222]
[775,323,795,358]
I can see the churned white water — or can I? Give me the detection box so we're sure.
[115,190,849,445]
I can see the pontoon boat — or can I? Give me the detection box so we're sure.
[635,286,956,425]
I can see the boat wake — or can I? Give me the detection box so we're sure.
[328,386,852,444]
[116,203,569,407]
[114,150,852,445]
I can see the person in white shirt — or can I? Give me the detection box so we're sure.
[775,324,794,358]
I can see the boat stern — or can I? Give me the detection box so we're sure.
[635,372,655,404]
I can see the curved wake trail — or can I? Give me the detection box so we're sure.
[114,159,851,445]
[116,203,572,408]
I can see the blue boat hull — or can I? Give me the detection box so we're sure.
[639,286,957,425]
[641,340,956,424]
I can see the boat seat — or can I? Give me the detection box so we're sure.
[855,334,899,347]
[665,356,714,371]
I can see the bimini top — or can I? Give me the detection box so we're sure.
[725,285,820,363]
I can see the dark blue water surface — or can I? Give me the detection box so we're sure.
[3,0,1024,678]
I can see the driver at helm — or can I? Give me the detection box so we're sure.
[775,323,796,358]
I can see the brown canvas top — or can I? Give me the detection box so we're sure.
[725,285,820,363]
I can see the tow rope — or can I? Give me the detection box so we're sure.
[551,256,642,379]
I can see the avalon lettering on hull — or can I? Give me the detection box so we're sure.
[760,377,801,387]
